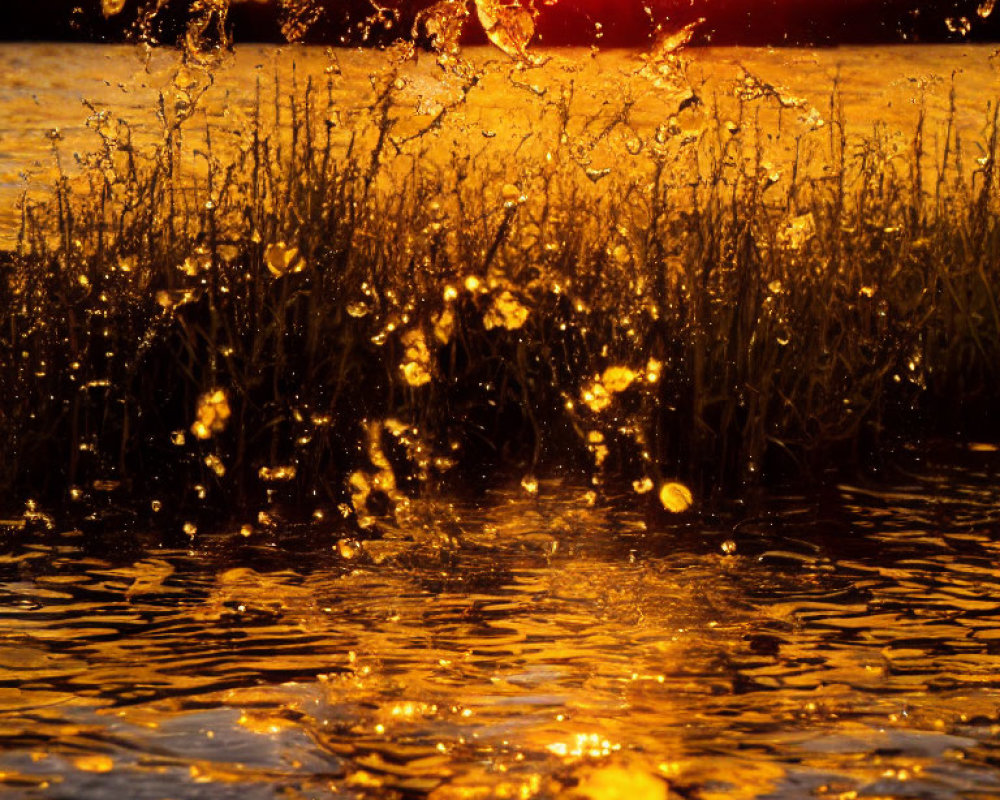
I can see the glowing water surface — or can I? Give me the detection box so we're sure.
[2,42,999,246]
[3,450,1000,799]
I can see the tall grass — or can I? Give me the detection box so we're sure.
[3,61,999,532]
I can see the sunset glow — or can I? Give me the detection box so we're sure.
[5,1,1000,46]
[2,1,1000,799]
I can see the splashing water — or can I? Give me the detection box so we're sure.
[101,0,127,17]
[475,0,538,61]
[2,463,1000,798]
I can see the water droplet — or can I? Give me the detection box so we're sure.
[399,328,433,387]
[258,465,297,482]
[586,167,611,182]
[337,538,359,559]
[611,244,631,265]
[204,454,226,477]
[264,242,305,277]
[602,366,636,393]
[632,477,654,494]
[658,482,693,513]
[483,290,529,331]
[500,183,523,205]
[191,389,231,440]
[946,16,972,35]
[476,0,536,60]
[433,308,455,344]
[100,0,126,16]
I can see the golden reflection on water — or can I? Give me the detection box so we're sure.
[2,41,1000,247]
[2,458,1000,798]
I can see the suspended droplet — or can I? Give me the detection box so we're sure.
[264,242,305,277]
[632,477,654,494]
[601,366,636,394]
[259,465,297,482]
[476,0,536,60]
[483,290,529,330]
[581,380,612,413]
[337,538,360,559]
[204,454,226,477]
[413,0,469,60]
[659,481,693,513]
[190,389,231,440]
[501,183,523,206]
[611,244,631,265]
[101,0,126,17]
[945,16,972,35]
[400,328,433,387]
[433,308,456,344]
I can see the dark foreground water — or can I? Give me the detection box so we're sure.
[3,450,1000,799]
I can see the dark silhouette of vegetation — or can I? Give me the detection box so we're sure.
[3,64,1000,534]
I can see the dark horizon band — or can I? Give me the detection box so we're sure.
[1,0,998,47]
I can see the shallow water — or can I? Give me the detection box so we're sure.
[3,449,1000,799]
[2,42,999,247]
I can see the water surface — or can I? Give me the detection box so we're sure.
[3,451,1000,799]
[2,42,999,247]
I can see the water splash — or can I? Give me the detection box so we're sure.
[101,0,127,17]
[191,389,232,440]
[475,0,537,61]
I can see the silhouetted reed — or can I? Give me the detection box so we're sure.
[4,63,999,533]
